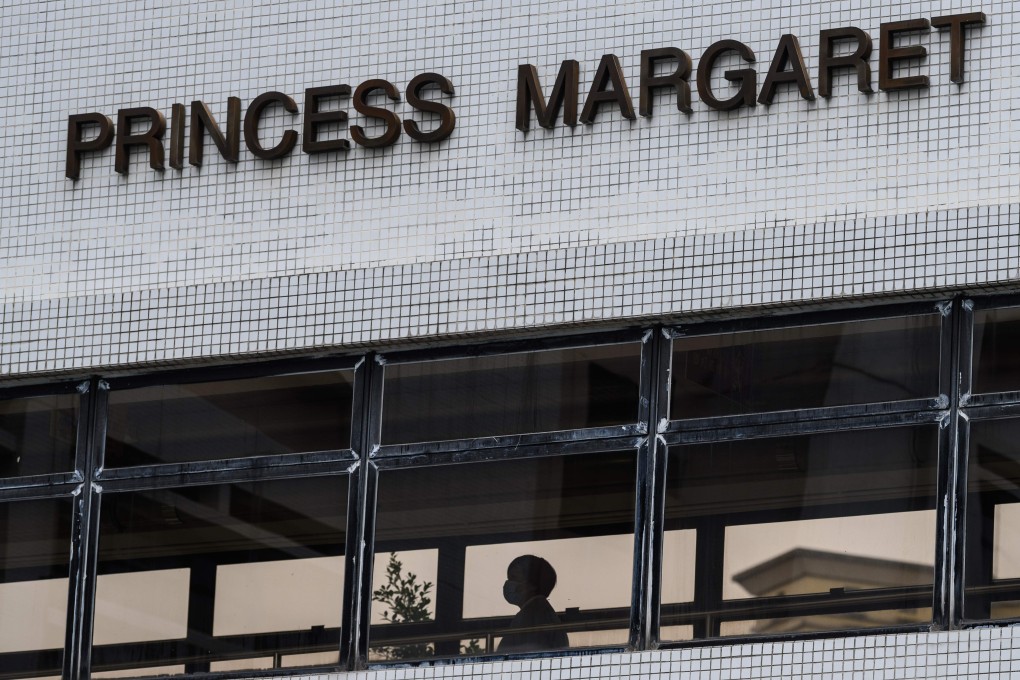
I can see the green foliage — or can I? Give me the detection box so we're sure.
[459,638,484,655]
[372,552,434,659]
[371,552,483,659]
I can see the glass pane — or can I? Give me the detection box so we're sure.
[281,651,339,668]
[661,426,938,640]
[92,476,347,676]
[966,418,1020,620]
[973,308,1020,394]
[0,497,72,679]
[0,393,77,477]
[381,344,641,443]
[671,316,941,419]
[92,665,185,679]
[105,371,354,467]
[719,608,933,637]
[371,452,637,660]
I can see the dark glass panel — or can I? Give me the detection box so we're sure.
[0,393,77,478]
[671,316,941,419]
[91,476,348,676]
[661,426,938,640]
[973,307,1020,394]
[965,418,1020,621]
[381,344,641,444]
[370,452,637,660]
[0,497,72,680]
[105,371,354,467]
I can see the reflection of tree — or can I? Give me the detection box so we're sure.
[373,553,434,659]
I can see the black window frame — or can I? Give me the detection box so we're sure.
[1,295,1015,679]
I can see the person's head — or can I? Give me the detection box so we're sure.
[503,554,557,606]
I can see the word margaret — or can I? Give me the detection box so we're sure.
[516,12,985,130]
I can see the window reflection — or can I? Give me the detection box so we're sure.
[92,476,347,676]
[105,371,354,467]
[671,316,941,419]
[381,344,641,444]
[371,452,637,660]
[662,426,937,639]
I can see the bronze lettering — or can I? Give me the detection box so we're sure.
[404,73,456,143]
[759,34,815,104]
[190,98,241,165]
[639,47,693,116]
[580,54,635,124]
[66,112,114,180]
[515,61,579,131]
[351,79,402,148]
[696,40,757,111]
[243,91,299,160]
[879,19,931,91]
[818,27,874,97]
[169,103,185,170]
[303,85,351,154]
[932,12,986,84]
[115,107,166,175]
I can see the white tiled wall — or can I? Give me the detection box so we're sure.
[1,0,1017,376]
[282,628,1020,679]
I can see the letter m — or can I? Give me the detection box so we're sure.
[516,60,579,132]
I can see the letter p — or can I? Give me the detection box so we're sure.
[66,113,114,179]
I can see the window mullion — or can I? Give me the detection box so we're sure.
[948,298,974,627]
[631,327,671,649]
[64,378,106,680]
[933,296,968,630]
[342,353,384,670]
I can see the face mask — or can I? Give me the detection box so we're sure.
[503,579,525,606]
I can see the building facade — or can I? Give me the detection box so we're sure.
[2,0,1020,678]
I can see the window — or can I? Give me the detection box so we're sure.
[0,393,77,478]
[371,452,637,659]
[965,303,1020,623]
[661,427,938,638]
[0,497,73,680]
[671,315,941,419]
[91,477,349,676]
[5,298,1020,678]
[105,371,354,467]
[89,363,358,677]
[369,341,643,660]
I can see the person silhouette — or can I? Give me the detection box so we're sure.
[497,555,570,653]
